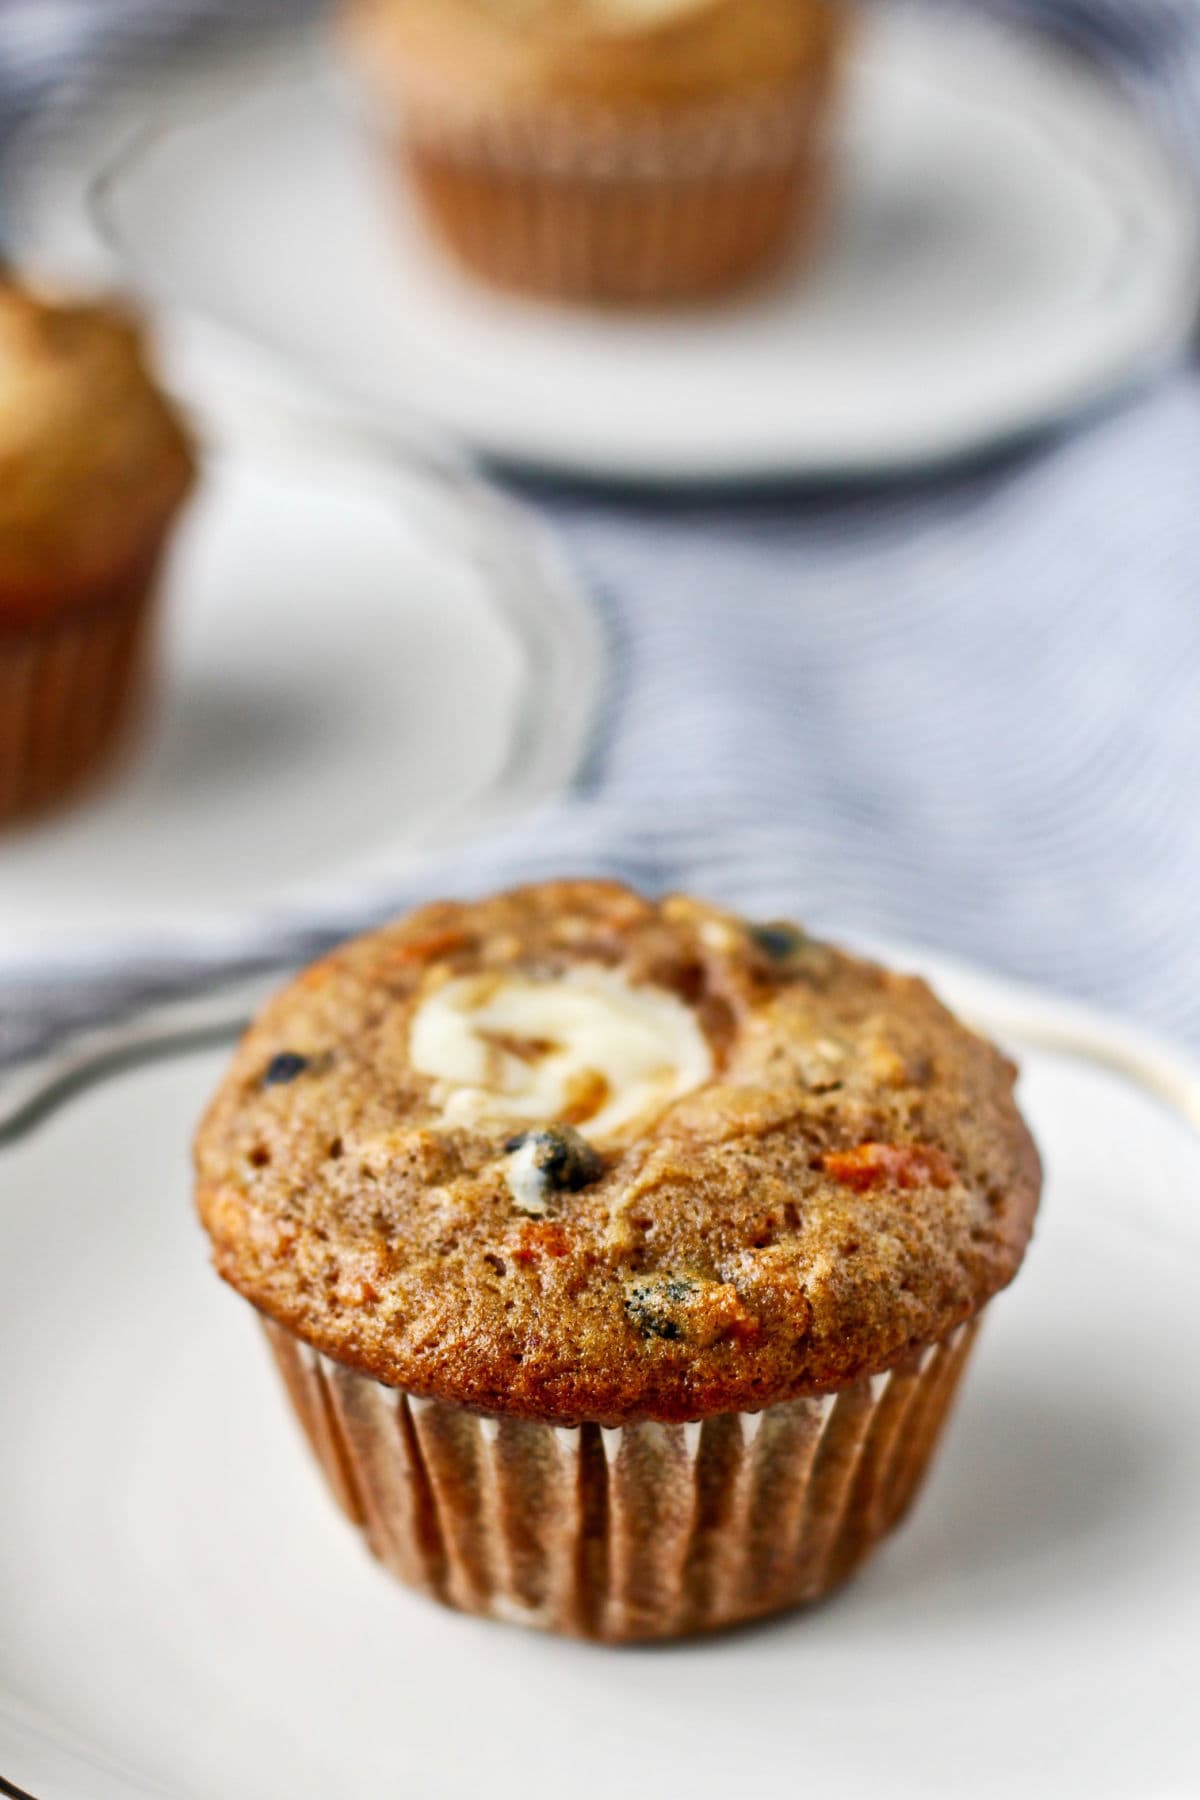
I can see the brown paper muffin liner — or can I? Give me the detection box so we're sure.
[385,77,841,302]
[0,562,161,822]
[261,1313,979,1641]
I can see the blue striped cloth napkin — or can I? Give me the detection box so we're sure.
[1,0,1199,1064]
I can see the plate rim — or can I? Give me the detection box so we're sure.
[8,9,1200,485]
[0,426,607,979]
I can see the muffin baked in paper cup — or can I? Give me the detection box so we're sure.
[195,883,1039,1645]
[340,0,852,305]
[0,562,160,820]
[262,1313,979,1640]
[0,284,194,819]
[388,84,840,303]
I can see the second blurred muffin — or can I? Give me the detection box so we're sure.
[340,0,851,304]
[0,283,195,822]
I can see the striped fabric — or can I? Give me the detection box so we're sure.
[1,0,1199,1063]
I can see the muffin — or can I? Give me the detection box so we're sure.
[339,0,851,303]
[0,281,195,821]
[194,881,1040,1641]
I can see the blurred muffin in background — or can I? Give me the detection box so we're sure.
[340,0,851,304]
[0,282,195,822]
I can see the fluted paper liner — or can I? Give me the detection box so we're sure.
[262,1314,979,1640]
[0,567,159,821]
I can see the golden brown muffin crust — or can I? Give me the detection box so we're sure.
[341,0,847,112]
[0,284,195,625]
[195,882,1040,1424]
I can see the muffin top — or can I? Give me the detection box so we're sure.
[195,882,1040,1425]
[0,283,195,624]
[341,0,847,112]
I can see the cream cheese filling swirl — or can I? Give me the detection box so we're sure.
[409,963,713,1145]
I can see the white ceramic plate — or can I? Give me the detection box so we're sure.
[0,433,601,975]
[2,950,1199,1800]
[10,7,1198,485]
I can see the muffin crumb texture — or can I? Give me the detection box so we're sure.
[195,880,1040,1424]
